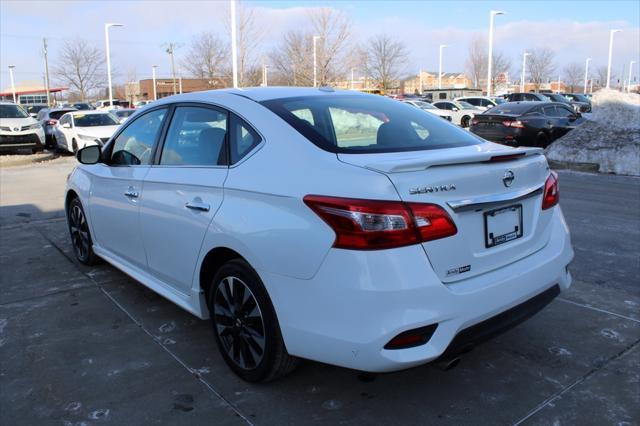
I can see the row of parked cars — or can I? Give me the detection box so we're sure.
[0,100,147,154]
[398,92,591,148]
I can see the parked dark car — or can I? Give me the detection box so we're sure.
[470,102,585,148]
[562,93,592,112]
[72,102,94,111]
[26,105,47,117]
[36,107,77,147]
[506,92,550,102]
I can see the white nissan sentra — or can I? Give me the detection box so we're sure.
[65,87,574,382]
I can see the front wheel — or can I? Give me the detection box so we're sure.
[67,197,100,265]
[71,139,78,154]
[536,132,550,148]
[461,116,471,128]
[208,259,298,382]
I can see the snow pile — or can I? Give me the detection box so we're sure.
[545,89,640,175]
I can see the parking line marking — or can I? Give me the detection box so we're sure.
[557,297,640,323]
[512,339,640,426]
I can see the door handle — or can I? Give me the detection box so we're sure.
[124,187,139,198]
[185,200,210,212]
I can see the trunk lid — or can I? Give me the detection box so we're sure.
[338,143,554,282]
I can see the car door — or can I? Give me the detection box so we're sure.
[551,105,579,139]
[88,107,168,268]
[139,104,229,292]
[56,114,73,150]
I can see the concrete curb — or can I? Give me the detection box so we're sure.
[547,159,600,173]
[0,152,60,168]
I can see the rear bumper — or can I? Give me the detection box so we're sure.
[260,207,573,372]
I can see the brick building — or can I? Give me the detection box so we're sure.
[138,78,227,100]
[402,71,473,95]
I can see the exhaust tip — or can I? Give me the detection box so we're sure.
[434,357,461,371]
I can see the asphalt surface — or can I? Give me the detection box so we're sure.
[1,157,638,425]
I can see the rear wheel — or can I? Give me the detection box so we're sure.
[208,259,298,382]
[67,197,100,265]
[536,132,550,148]
[461,116,471,128]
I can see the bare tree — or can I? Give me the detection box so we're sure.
[466,37,485,88]
[54,38,105,101]
[594,66,615,88]
[363,34,408,91]
[269,8,351,87]
[465,37,510,90]
[563,62,582,92]
[527,48,556,91]
[183,32,228,86]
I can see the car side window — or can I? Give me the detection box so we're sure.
[543,106,556,116]
[554,106,574,118]
[230,115,262,165]
[466,99,480,106]
[59,114,71,126]
[160,106,227,166]
[481,99,493,107]
[110,108,166,166]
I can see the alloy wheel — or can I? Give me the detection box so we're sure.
[69,203,90,261]
[214,276,266,370]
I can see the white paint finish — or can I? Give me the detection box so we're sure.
[66,87,575,373]
[140,167,227,292]
[88,164,150,268]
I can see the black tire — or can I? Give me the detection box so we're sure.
[67,197,100,265]
[461,115,470,128]
[208,259,298,382]
[72,139,78,154]
[536,132,550,148]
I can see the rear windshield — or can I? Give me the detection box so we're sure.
[50,109,75,120]
[486,103,536,115]
[262,95,481,153]
[0,104,29,118]
[74,113,119,127]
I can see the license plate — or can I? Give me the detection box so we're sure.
[484,204,523,248]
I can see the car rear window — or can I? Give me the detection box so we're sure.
[261,95,480,153]
[485,103,536,115]
[50,110,75,120]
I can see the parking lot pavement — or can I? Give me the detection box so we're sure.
[1,158,639,425]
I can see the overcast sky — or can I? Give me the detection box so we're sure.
[1,0,639,90]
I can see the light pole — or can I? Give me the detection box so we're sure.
[350,68,355,90]
[105,23,124,108]
[8,65,16,103]
[438,44,448,90]
[165,43,177,95]
[628,61,636,93]
[262,64,268,87]
[43,38,51,106]
[521,52,530,92]
[606,29,622,89]
[583,58,592,94]
[230,0,238,88]
[152,65,158,100]
[313,35,320,87]
[486,10,505,97]
[419,69,423,94]
[557,73,561,94]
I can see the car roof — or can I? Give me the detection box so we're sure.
[68,110,112,116]
[153,86,369,105]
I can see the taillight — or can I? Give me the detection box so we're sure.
[503,120,525,128]
[542,171,559,210]
[46,119,57,125]
[303,195,457,250]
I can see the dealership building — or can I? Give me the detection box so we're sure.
[0,81,67,106]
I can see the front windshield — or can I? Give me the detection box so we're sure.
[414,101,436,110]
[262,94,481,154]
[74,113,119,127]
[458,101,475,109]
[0,104,29,119]
[494,98,506,104]
[116,110,135,118]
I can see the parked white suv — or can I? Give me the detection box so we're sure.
[66,88,574,382]
[0,102,45,153]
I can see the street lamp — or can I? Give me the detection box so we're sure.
[105,23,124,108]
[350,68,355,90]
[230,0,238,88]
[583,58,591,94]
[8,65,16,103]
[628,61,636,93]
[606,29,622,89]
[486,10,505,97]
[152,65,158,100]
[438,44,448,90]
[313,35,321,87]
[521,52,530,92]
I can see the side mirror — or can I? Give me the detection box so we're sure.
[452,107,459,112]
[62,122,71,129]
[76,145,101,164]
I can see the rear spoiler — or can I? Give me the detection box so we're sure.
[362,147,543,173]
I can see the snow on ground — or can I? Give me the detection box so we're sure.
[545,89,640,176]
